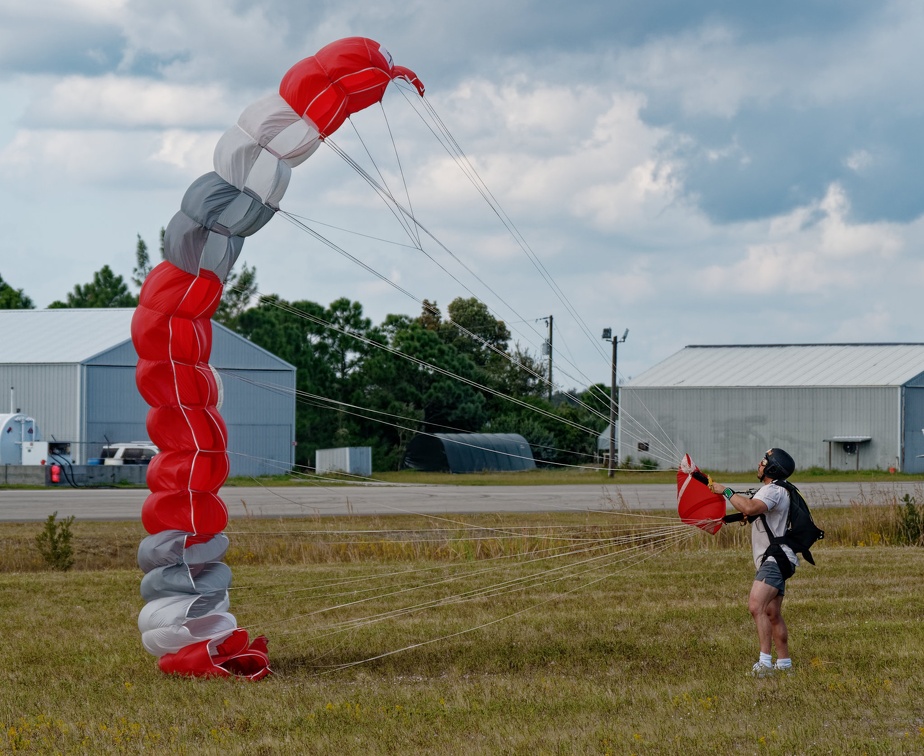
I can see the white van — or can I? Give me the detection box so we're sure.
[101,442,160,465]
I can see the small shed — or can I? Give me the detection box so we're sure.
[404,433,536,473]
[315,447,372,477]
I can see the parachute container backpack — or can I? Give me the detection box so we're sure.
[132,38,424,679]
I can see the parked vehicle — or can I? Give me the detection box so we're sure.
[100,442,159,465]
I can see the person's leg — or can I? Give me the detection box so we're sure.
[766,593,789,660]
[748,579,780,655]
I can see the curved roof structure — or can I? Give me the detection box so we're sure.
[404,432,536,473]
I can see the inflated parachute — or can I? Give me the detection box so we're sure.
[677,454,726,535]
[132,38,424,679]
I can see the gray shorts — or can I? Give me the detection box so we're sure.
[755,559,791,595]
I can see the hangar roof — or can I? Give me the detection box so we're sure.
[0,309,138,363]
[628,344,924,388]
[0,308,293,369]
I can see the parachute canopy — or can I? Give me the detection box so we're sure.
[677,453,725,534]
[132,37,423,680]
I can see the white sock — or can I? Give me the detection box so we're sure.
[759,652,772,667]
[775,657,792,669]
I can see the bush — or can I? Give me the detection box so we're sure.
[35,512,75,571]
[896,494,924,546]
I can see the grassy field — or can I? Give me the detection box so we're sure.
[225,465,924,488]
[2,500,924,754]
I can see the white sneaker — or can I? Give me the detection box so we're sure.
[751,662,774,678]
[774,662,794,674]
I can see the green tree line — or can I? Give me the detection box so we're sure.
[1,236,610,471]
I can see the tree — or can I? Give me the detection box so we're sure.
[0,274,34,309]
[132,229,165,290]
[439,297,511,368]
[49,265,138,308]
[214,262,258,328]
[360,319,487,448]
[417,299,441,331]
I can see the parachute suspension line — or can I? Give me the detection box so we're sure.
[277,178,613,428]
[619,392,682,461]
[226,276,672,470]
[272,218,571,425]
[236,292,608,438]
[405,91,613,372]
[397,93,647,437]
[376,100,423,250]
[242,522,690,621]
[226,511,685,593]
[292,527,698,674]
[322,131,563,375]
[278,213,421,303]
[617,410,681,466]
[216,370,605,469]
[272,212,421,250]
[247,519,693,635]
[341,118,420,248]
[300,533,694,646]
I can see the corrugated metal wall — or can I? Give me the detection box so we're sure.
[620,386,902,473]
[85,364,149,463]
[1,322,296,475]
[0,364,81,448]
[218,368,296,477]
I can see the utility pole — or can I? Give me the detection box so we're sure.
[546,314,553,403]
[540,315,553,403]
[601,327,629,478]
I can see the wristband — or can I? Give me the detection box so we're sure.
[723,487,734,500]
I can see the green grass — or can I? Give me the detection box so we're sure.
[226,465,924,487]
[2,505,924,753]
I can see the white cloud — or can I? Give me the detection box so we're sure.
[702,183,905,294]
[26,75,235,129]
[844,149,873,173]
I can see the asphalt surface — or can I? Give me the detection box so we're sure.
[0,480,918,521]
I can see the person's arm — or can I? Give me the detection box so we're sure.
[710,482,769,517]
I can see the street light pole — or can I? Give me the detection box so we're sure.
[602,327,628,478]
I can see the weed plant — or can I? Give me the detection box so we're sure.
[34,512,75,571]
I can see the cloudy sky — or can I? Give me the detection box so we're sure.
[2,0,923,388]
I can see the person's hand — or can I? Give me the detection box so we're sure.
[710,482,724,495]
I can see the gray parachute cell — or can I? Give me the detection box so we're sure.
[163,211,244,281]
[140,561,233,602]
[181,172,276,238]
[137,531,230,573]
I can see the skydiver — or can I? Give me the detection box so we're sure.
[710,448,798,677]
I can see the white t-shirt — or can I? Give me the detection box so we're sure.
[751,482,798,570]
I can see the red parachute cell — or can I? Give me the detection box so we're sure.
[158,631,270,680]
[146,406,228,453]
[145,450,230,493]
[135,361,219,409]
[677,454,726,534]
[141,491,228,536]
[280,36,425,135]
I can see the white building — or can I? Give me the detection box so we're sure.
[619,344,924,473]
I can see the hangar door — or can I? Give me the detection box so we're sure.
[902,387,924,473]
